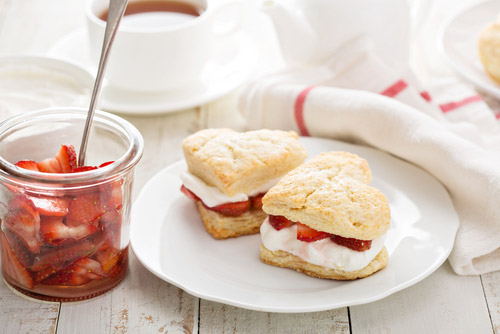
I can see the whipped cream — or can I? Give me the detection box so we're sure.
[180,171,280,207]
[260,218,386,272]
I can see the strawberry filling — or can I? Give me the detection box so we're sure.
[268,215,372,252]
[0,145,127,291]
[180,185,265,217]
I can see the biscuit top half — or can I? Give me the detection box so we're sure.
[182,128,307,196]
[262,151,391,240]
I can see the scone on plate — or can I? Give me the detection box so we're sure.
[180,128,307,239]
[478,15,500,84]
[260,151,391,280]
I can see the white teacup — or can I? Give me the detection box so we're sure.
[86,0,242,92]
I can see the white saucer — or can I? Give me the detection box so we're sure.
[438,0,500,99]
[48,28,259,115]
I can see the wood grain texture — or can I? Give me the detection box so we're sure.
[349,262,493,334]
[0,0,498,333]
[57,253,198,334]
[199,300,349,334]
[0,277,60,334]
[121,111,201,196]
[482,271,500,334]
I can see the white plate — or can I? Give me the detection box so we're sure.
[48,28,258,115]
[130,137,459,313]
[439,0,500,99]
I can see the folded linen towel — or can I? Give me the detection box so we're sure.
[239,37,500,275]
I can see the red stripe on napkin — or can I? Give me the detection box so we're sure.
[380,79,408,97]
[420,91,432,102]
[439,95,482,113]
[294,86,315,136]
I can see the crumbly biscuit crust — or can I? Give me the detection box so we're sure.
[478,22,500,84]
[262,151,390,240]
[182,129,307,196]
[260,244,388,280]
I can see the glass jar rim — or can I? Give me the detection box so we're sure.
[0,107,144,184]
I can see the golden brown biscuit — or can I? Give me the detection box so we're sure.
[260,244,388,280]
[182,128,308,196]
[478,21,500,84]
[262,151,390,240]
[182,128,307,239]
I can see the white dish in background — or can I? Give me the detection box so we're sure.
[439,0,500,99]
[130,137,459,313]
[48,28,259,115]
[0,55,93,117]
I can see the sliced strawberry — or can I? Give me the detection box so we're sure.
[30,196,70,217]
[75,257,106,277]
[15,160,40,171]
[2,230,33,268]
[180,185,200,201]
[41,257,105,286]
[95,244,121,275]
[204,200,251,216]
[2,182,20,194]
[102,179,123,211]
[330,234,372,251]
[296,222,330,242]
[72,166,98,173]
[33,266,59,284]
[251,193,265,210]
[30,239,97,272]
[37,158,62,173]
[100,212,122,249]
[4,195,42,253]
[268,215,294,231]
[99,161,114,168]
[40,216,98,245]
[65,193,105,227]
[0,232,34,289]
[54,145,77,173]
[101,245,127,278]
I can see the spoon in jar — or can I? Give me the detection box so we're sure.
[78,0,129,167]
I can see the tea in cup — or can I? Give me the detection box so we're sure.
[86,0,243,92]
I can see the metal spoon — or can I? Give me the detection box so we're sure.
[78,0,129,167]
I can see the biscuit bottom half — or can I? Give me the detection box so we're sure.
[196,202,267,239]
[260,244,388,280]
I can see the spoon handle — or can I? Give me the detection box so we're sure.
[78,0,129,167]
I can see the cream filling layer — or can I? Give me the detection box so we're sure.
[180,171,279,207]
[260,218,386,272]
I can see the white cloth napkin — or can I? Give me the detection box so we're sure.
[238,35,500,276]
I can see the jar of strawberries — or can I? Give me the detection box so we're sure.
[0,108,143,301]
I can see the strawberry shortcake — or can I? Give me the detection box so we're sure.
[180,128,307,239]
[260,151,391,280]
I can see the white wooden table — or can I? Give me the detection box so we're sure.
[0,0,499,333]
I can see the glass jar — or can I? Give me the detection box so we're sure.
[0,108,143,301]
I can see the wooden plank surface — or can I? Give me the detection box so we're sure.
[350,262,493,334]
[482,270,500,334]
[0,284,60,334]
[57,253,198,334]
[199,301,349,334]
[0,0,498,333]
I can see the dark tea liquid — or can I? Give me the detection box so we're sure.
[99,0,205,25]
